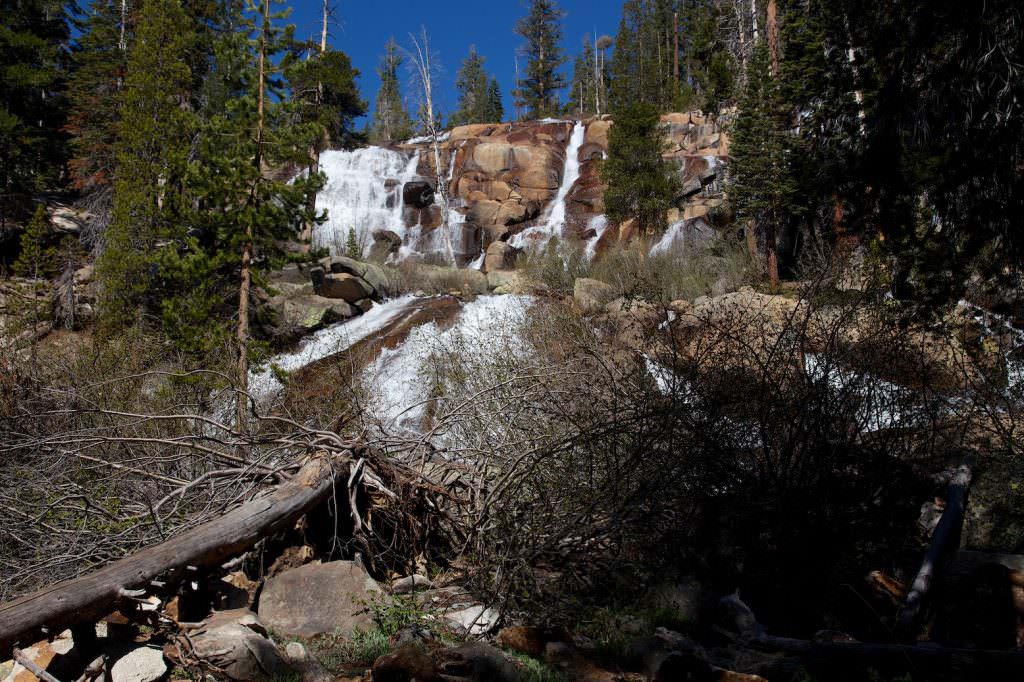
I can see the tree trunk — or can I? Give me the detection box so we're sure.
[0,454,349,661]
[767,0,780,78]
[896,454,976,640]
[236,0,270,435]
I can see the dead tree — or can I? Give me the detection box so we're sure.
[0,453,351,660]
[896,454,977,640]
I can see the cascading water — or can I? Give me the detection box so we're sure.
[510,121,587,248]
[314,147,419,257]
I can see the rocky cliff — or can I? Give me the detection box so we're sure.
[313,112,732,267]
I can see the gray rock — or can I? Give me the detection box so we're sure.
[483,241,517,273]
[109,646,167,682]
[437,642,525,682]
[283,642,332,682]
[403,180,435,208]
[319,273,375,304]
[258,560,381,638]
[573,277,616,315]
[187,609,290,681]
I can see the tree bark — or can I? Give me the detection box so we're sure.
[896,454,976,640]
[0,454,348,661]
[236,0,270,434]
[766,0,780,78]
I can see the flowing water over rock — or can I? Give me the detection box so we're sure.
[314,148,419,257]
[510,121,588,248]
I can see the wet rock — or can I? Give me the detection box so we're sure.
[370,230,403,263]
[403,180,435,209]
[319,273,375,304]
[109,646,167,682]
[483,241,517,273]
[186,610,290,681]
[258,560,380,638]
[574,277,616,315]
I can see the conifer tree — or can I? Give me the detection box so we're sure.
[370,38,413,143]
[449,47,494,127]
[66,0,133,197]
[0,0,72,230]
[567,36,597,117]
[483,78,505,123]
[601,102,680,236]
[727,42,796,288]
[12,205,56,348]
[96,0,196,332]
[513,0,567,119]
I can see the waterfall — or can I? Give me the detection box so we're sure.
[510,121,587,248]
[314,147,419,257]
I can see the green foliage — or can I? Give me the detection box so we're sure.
[370,37,413,144]
[513,0,567,119]
[287,46,367,151]
[507,653,569,682]
[566,36,597,118]
[449,46,502,126]
[345,227,361,259]
[0,0,71,227]
[601,102,680,235]
[66,0,132,193]
[96,0,196,334]
[13,205,56,281]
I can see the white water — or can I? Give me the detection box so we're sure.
[510,121,587,248]
[959,300,1024,394]
[649,219,688,256]
[361,295,533,436]
[250,295,418,403]
[584,215,610,260]
[314,148,420,257]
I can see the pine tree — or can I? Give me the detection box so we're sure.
[12,205,56,345]
[345,227,361,259]
[370,37,413,144]
[727,42,797,288]
[567,36,597,117]
[513,0,567,119]
[66,0,133,196]
[288,40,366,151]
[449,46,493,127]
[601,102,680,236]
[0,0,72,230]
[483,78,504,123]
[96,0,196,332]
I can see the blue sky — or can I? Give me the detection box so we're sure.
[285,0,624,125]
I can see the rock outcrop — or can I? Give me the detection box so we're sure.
[257,560,380,638]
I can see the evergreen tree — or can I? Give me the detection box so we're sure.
[0,0,72,230]
[96,0,196,332]
[567,36,597,117]
[449,46,494,127]
[513,0,567,119]
[483,78,504,123]
[601,102,680,236]
[288,45,366,151]
[66,0,132,196]
[12,205,56,345]
[727,42,797,288]
[370,37,413,143]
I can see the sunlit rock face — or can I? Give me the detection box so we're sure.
[312,113,732,267]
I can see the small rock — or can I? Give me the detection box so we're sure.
[495,626,546,658]
[186,609,290,681]
[109,646,167,682]
[283,642,333,682]
[390,574,434,594]
[443,605,499,636]
[372,643,438,682]
[436,642,524,682]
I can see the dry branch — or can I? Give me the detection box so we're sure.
[0,452,350,660]
[896,453,976,640]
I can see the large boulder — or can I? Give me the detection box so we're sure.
[573,278,616,315]
[185,610,291,681]
[324,256,390,295]
[403,180,435,209]
[258,560,381,638]
[483,241,517,273]
[370,229,403,263]
[319,272,375,304]
[275,295,354,333]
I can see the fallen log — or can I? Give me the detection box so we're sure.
[0,453,349,660]
[896,453,976,640]
[751,634,1024,677]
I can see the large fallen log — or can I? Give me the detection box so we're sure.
[895,453,976,640]
[0,453,348,660]
[752,634,1024,677]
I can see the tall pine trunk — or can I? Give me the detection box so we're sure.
[765,0,780,287]
[236,0,270,436]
